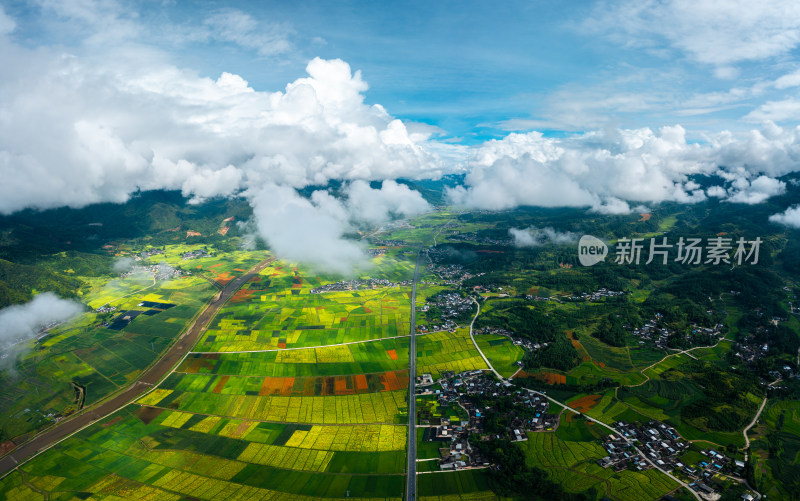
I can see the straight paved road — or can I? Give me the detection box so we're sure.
[406,248,422,501]
[0,257,274,478]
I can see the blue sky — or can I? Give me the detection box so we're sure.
[6,0,800,143]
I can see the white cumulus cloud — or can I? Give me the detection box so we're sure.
[725,175,786,204]
[769,205,800,228]
[248,180,433,275]
[448,124,796,213]
[510,227,578,247]
[0,25,442,215]
[0,293,84,370]
[345,180,432,225]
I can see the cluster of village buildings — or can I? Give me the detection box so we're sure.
[180,248,210,260]
[416,371,558,471]
[416,292,476,334]
[136,248,164,259]
[565,288,626,302]
[425,261,485,286]
[629,313,723,349]
[598,420,747,498]
[525,294,560,302]
[473,326,547,353]
[369,239,405,247]
[416,320,457,334]
[411,367,752,500]
[421,293,474,318]
[728,312,798,383]
[121,264,185,281]
[599,420,688,472]
[447,233,511,246]
[309,278,402,294]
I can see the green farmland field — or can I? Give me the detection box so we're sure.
[475,334,525,378]
[0,274,216,440]
[523,415,678,499]
[416,329,489,377]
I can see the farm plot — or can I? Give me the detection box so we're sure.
[154,245,265,287]
[0,275,216,441]
[474,334,525,378]
[6,449,404,500]
[584,390,656,426]
[417,469,497,500]
[195,266,414,352]
[2,247,417,499]
[416,329,489,377]
[1,404,407,500]
[750,400,800,499]
[523,415,678,499]
[564,357,647,387]
[179,337,411,377]
[147,410,407,453]
[136,388,408,425]
[159,370,409,397]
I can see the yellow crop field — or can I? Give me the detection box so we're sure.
[315,345,355,363]
[161,391,408,424]
[159,411,193,428]
[190,416,221,433]
[237,443,334,472]
[417,356,488,377]
[137,389,173,406]
[121,447,247,481]
[218,419,258,439]
[416,330,489,376]
[284,424,406,452]
[274,349,317,364]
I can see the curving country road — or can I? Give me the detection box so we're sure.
[465,297,504,381]
[743,396,768,459]
[0,257,274,479]
[465,293,702,500]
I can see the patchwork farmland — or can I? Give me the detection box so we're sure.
[194,262,415,352]
[0,253,419,500]
[0,267,219,441]
[0,222,511,501]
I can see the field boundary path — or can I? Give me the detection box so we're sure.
[743,396,768,459]
[740,395,767,500]
[406,247,422,501]
[626,337,732,388]
[0,257,275,479]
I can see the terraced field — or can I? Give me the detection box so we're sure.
[522,415,679,500]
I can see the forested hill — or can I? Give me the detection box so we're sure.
[0,190,253,308]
